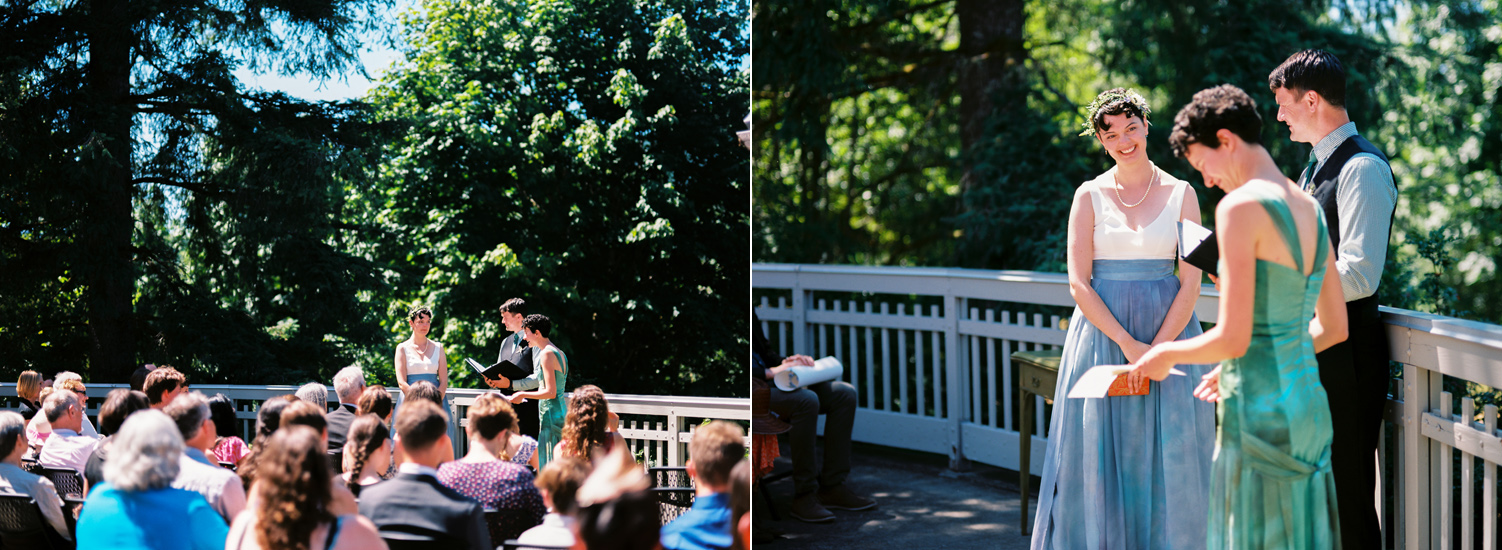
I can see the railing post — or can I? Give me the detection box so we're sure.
[946,283,968,471]
[1404,360,1429,550]
[667,405,681,467]
[791,266,808,355]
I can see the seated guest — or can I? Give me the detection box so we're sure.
[730,460,750,550]
[85,389,152,493]
[165,392,247,522]
[296,382,329,412]
[574,444,656,550]
[660,421,745,550]
[75,410,228,549]
[340,414,391,497]
[225,426,385,550]
[53,372,99,436]
[129,364,157,392]
[237,395,299,489]
[144,366,187,409]
[327,366,366,456]
[16,370,43,421]
[404,380,444,406]
[24,387,56,454]
[37,389,100,476]
[517,456,590,548]
[0,411,71,542]
[272,399,359,515]
[357,385,394,423]
[438,394,545,540]
[359,399,490,550]
[207,394,248,466]
[553,385,627,463]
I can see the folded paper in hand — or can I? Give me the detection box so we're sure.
[465,357,531,381]
[1067,365,1186,399]
[773,357,844,392]
[1178,219,1219,275]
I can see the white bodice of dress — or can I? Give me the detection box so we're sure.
[1090,168,1187,260]
[404,340,444,375]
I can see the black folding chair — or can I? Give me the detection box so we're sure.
[0,492,71,550]
[37,469,84,500]
[18,459,41,475]
[646,467,696,525]
[483,508,539,546]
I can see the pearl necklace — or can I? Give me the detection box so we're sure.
[1114,166,1158,208]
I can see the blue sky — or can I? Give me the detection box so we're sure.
[232,1,415,102]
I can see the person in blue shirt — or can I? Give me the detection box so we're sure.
[660,421,746,550]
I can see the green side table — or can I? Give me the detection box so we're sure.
[1013,348,1061,536]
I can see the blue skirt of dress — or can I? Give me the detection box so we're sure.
[1029,259,1218,550]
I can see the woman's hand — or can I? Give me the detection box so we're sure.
[1120,339,1151,364]
[780,355,815,367]
[1194,366,1222,403]
[504,392,526,404]
[1128,346,1175,383]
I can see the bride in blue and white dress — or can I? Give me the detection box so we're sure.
[1029,88,1217,550]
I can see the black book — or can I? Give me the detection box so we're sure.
[1178,219,1220,276]
[465,357,532,381]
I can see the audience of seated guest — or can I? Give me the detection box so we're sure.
[359,399,491,550]
[574,444,657,550]
[237,395,299,489]
[729,460,751,550]
[129,364,157,392]
[75,409,229,549]
[357,385,394,423]
[517,456,590,548]
[164,391,247,522]
[327,366,366,457]
[296,382,329,412]
[207,393,249,466]
[0,411,72,542]
[554,385,627,463]
[16,370,43,421]
[508,423,541,470]
[144,366,188,409]
[660,421,745,550]
[225,426,386,550]
[340,414,391,497]
[37,389,100,475]
[85,389,152,493]
[404,380,444,406]
[270,399,360,515]
[54,372,99,436]
[438,394,545,540]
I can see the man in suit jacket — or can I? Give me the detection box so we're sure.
[359,399,491,550]
[484,297,540,438]
[327,366,366,456]
[1270,49,1398,550]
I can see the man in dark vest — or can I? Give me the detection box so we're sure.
[485,297,540,438]
[1269,49,1397,549]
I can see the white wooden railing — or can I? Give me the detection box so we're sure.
[754,262,1502,550]
[0,384,748,469]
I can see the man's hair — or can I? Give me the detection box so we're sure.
[333,366,366,403]
[1268,49,1347,108]
[279,400,327,434]
[295,383,328,411]
[99,389,152,437]
[499,297,527,315]
[535,456,591,514]
[143,367,186,404]
[1169,84,1265,158]
[394,399,449,453]
[16,371,42,401]
[129,365,154,392]
[689,421,745,486]
[405,380,444,406]
[163,391,211,442]
[523,314,553,339]
[0,412,26,459]
[42,390,78,423]
[105,410,183,492]
[52,371,82,390]
[465,393,517,440]
[357,386,394,420]
[207,393,239,438]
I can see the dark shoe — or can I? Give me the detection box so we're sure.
[789,493,836,523]
[817,484,876,511]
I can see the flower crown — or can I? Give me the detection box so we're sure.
[1079,89,1152,137]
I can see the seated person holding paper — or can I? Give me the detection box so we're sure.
[752,315,873,524]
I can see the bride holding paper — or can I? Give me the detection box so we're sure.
[1029,88,1217,550]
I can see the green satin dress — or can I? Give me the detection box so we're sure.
[536,344,568,469]
[1208,185,1341,549]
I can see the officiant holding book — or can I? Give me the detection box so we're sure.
[481,297,541,438]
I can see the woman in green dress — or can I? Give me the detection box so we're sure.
[505,314,568,468]
[1128,84,1350,549]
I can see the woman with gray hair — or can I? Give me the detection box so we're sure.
[75,409,229,549]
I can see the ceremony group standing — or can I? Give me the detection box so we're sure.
[1032,49,1396,549]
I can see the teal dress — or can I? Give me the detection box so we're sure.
[536,343,568,468]
[1208,186,1340,548]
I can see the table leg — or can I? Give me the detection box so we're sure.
[1020,389,1032,536]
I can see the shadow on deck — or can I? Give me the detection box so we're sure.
[756,440,1037,549]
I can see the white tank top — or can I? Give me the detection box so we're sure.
[404,341,445,375]
[1089,168,1188,261]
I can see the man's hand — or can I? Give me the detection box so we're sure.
[485,377,510,389]
[766,365,792,380]
[1207,273,1221,291]
[780,355,815,367]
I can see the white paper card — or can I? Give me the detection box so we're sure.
[774,356,845,391]
[1067,365,1186,399]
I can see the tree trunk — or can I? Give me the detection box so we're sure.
[955,0,1026,193]
[82,0,136,382]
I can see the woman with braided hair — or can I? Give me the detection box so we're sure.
[437,393,546,540]
[553,385,627,463]
[339,415,390,497]
[226,425,384,550]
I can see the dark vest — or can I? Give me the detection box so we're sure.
[1309,134,1395,326]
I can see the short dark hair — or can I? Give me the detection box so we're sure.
[99,389,151,436]
[208,393,239,438]
[1268,49,1347,108]
[143,367,186,404]
[163,391,211,441]
[1169,84,1264,158]
[129,366,153,392]
[523,314,553,339]
[1088,87,1149,135]
[394,399,449,452]
[279,400,327,434]
[405,380,444,406]
[499,298,527,315]
[466,394,517,440]
[407,305,432,322]
[357,385,393,420]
